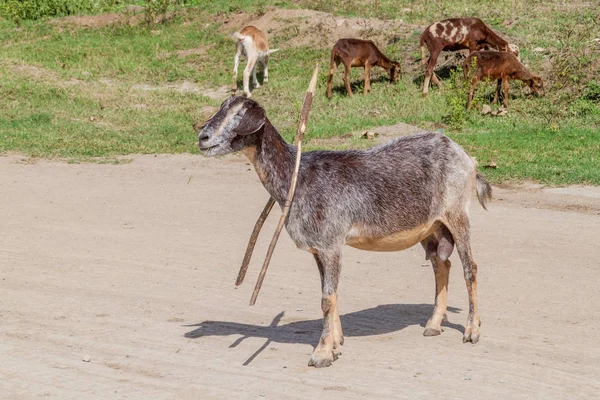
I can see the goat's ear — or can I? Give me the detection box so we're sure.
[233,103,266,136]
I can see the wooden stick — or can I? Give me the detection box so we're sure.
[235,65,310,287]
[235,197,275,286]
[249,63,319,306]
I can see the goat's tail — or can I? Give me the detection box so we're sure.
[475,172,492,210]
[268,48,280,55]
[419,36,427,68]
[420,44,427,68]
[231,31,245,41]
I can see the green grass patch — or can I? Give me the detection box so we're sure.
[0,1,599,185]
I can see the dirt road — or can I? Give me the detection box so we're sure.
[1,154,599,399]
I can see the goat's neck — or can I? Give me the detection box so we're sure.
[377,54,394,72]
[485,28,508,50]
[516,66,535,81]
[242,120,295,205]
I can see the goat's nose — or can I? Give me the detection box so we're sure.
[198,132,209,142]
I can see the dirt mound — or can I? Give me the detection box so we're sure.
[221,8,414,49]
[51,10,142,29]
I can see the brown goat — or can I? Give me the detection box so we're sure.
[327,38,401,99]
[463,51,544,109]
[420,18,519,96]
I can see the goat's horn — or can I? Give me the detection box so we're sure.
[235,196,276,286]
[249,63,319,306]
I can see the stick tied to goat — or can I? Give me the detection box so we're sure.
[235,70,315,287]
[246,64,319,306]
[235,197,275,286]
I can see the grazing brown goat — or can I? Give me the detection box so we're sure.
[463,51,545,109]
[420,18,519,96]
[327,38,401,99]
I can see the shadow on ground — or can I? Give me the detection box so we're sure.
[184,303,463,365]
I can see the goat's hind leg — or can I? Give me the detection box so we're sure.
[423,48,441,96]
[309,250,343,368]
[327,59,338,99]
[232,44,242,94]
[343,63,353,97]
[421,226,454,336]
[446,212,481,344]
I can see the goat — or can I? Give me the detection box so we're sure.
[196,96,492,368]
[463,51,545,109]
[232,26,279,97]
[327,38,401,99]
[420,17,519,96]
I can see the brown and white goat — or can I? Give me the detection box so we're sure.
[327,38,401,99]
[463,51,545,109]
[420,18,519,96]
[196,96,492,368]
[232,26,279,97]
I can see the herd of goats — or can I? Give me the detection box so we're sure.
[195,17,538,368]
[232,17,545,108]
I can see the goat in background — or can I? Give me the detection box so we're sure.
[232,26,279,97]
[327,38,401,99]
[420,18,520,96]
[463,51,544,109]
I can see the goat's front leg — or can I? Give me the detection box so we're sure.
[364,63,371,95]
[493,79,501,104]
[502,77,510,108]
[424,255,451,336]
[309,250,343,368]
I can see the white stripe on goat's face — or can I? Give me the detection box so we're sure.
[196,96,248,157]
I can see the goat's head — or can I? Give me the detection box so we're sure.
[529,76,545,97]
[389,62,402,82]
[195,96,265,157]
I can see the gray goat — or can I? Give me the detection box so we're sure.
[196,96,492,368]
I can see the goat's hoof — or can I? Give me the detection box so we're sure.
[423,92,429,98]
[462,326,480,344]
[254,83,261,89]
[308,349,339,368]
[423,328,441,337]
[244,92,252,98]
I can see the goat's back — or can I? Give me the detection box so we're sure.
[465,51,521,77]
[421,17,495,50]
[294,132,477,234]
[332,38,381,59]
[237,25,269,52]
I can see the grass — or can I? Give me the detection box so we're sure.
[0,0,599,184]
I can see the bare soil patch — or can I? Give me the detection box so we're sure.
[1,153,599,398]
[51,12,141,29]
[220,8,415,50]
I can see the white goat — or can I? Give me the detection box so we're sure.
[232,26,279,97]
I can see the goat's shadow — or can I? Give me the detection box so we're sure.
[184,303,463,365]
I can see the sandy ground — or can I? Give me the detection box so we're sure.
[1,153,599,399]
